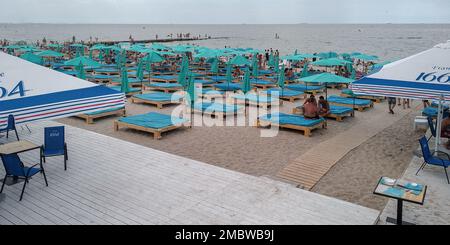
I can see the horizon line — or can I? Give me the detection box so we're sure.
[1,22,450,25]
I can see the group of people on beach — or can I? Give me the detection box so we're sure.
[302,95,330,119]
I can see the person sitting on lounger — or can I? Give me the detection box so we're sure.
[318,96,330,117]
[304,95,317,107]
[234,66,242,78]
[303,98,320,119]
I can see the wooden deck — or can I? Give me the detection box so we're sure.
[0,121,379,225]
[277,105,414,190]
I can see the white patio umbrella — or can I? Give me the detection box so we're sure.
[0,52,125,127]
[351,40,450,151]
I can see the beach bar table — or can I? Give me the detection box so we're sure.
[0,140,41,186]
[373,177,427,225]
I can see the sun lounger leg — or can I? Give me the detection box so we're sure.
[154,132,162,140]
[87,117,94,124]
[114,121,119,131]
[304,129,311,137]
[157,103,163,109]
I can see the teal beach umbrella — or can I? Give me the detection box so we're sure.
[120,68,130,93]
[278,64,286,89]
[64,56,101,68]
[210,58,219,74]
[35,50,64,58]
[76,62,86,80]
[20,52,43,65]
[241,68,251,116]
[225,63,233,90]
[252,55,259,78]
[229,55,251,66]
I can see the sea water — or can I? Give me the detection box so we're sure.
[1,23,450,61]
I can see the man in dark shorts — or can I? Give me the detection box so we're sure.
[388,97,396,114]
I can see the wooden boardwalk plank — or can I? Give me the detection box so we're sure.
[0,121,379,225]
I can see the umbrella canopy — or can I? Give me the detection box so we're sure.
[76,62,86,80]
[311,58,351,67]
[47,43,63,49]
[300,73,354,84]
[19,52,44,65]
[35,50,64,58]
[144,51,165,64]
[228,55,251,66]
[252,55,259,78]
[186,73,197,106]
[351,41,450,151]
[64,56,101,68]
[0,52,124,127]
[120,68,130,93]
[225,63,233,87]
[151,43,170,51]
[278,64,286,88]
[210,58,219,73]
[241,68,252,93]
[273,56,280,73]
[300,63,310,78]
[351,41,450,101]
[177,55,189,87]
[136,59,144,81]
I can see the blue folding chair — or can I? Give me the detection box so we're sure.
[0,115,19,141]
[417,136,450,184]
[426,116,436,142]
[40,126,68,171]
[0,154,48,201]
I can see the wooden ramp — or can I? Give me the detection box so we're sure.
[277,105,416,190]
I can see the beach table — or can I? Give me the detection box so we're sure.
[373,177,427,225]
[0,140,40,186]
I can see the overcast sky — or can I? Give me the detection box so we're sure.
[2,0,450,24]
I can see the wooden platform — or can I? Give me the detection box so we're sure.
[292,108,355,122]
[0,121,379,225]
[114,120,185,140]
[76,108,126,124]
[257,118,326,137]
[143,85,183,93]
[130,96,182,109]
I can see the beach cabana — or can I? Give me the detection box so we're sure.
[0,52,125,127]
[351,41,450,151]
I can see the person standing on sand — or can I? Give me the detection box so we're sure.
[388,97,396,114]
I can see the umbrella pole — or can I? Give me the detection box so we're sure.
[435,95,444,153]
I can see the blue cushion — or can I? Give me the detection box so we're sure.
[134,92,182,102]
[214,83,242,91]
[330,105,354,115]
[328,95,371,106]
[260,113,325,127]
[119,112,187,129]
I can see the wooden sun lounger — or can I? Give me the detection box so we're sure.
[151,77,178,83]
[130,96,182,109]
[193,107,243,120]
[280,93,305,103]
[256,118,326,137]
[232,97,280,109]
[252,83,277,90]
[340,93,385,103]
[76,108,126,124]
[114,120,184,140]
[143,85,183,93]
